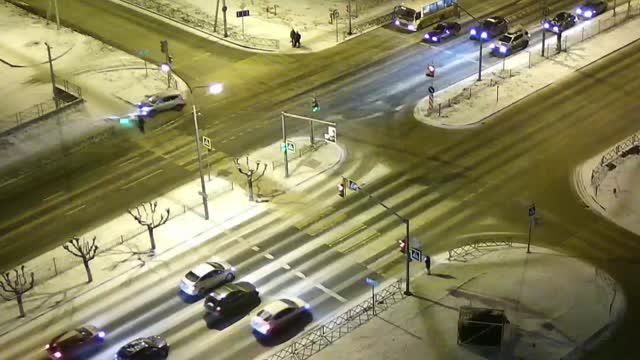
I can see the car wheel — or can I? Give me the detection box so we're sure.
[226,273,235,282]
[174,104,185,111]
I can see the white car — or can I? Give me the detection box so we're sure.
[136,90,185,117]
[250,298,310,335]
[180,261,236,296]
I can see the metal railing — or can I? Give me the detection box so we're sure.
[10,100,58,127]
[265,278,406,360]
[447,237,513,262]
[59,79,82,99]
[591,132,640,193]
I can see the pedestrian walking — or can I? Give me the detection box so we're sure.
[295,31,302,48]
[613,187,617,197]
[424,255,431,275]
[290,28,296,48]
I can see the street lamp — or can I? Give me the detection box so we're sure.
[457,4,484,81]
[189,82,224,220]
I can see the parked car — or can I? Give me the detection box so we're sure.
[489,27,530,56]
[422,21,461,43]
[576,0,608,19]
[543,12,578,33]
[180,260,236,296]
[115,336,169,360]
[45,325,106,359]
[136,90,185,117]
[204,281,260,316]
[469,16,509,40]
[250,298,310,336]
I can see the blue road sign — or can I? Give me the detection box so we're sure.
[410,248,422,262]
[365,277,379,287]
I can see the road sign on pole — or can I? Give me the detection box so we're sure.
[202,136,212,150]
[286,140,296,153]
[410,248,422,262]
[236,9,250,17]
[428,86,435,94]
[325,126,337,143]
[365,277,379,287]
[425,64,436,77]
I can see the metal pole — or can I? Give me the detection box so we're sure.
[222,0,228,37]
[335,13,339,42]
[371,285,375,315]
[309,120,314,144]
[242,16,245,37]
[527,217,532,253]
[192,105,210,220]
[281,113,289,177]
[165,42,171,88]
[214,0,220,32]
[478,40,483,81]
[404,219,411,295]
[348,0,353,35]
[541,2,547,56]
[53,0,60,30]
[45,42,58,109]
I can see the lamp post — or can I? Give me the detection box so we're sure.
[457,4,484,81]
[189,82,224,221]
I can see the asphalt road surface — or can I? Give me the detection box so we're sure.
[2,0,640,359]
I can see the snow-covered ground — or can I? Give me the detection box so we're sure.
[116,0,419,52]
[414,1,640,128]
[0,1,186,168]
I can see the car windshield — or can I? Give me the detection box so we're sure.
[482,19,497,28]
[185,271,200,282]
[498,34,514,43]
[145,96,160,105]
[257,309,273,321]
[394,6,415,19]
[433,23,446,31]
[584,0,600,5]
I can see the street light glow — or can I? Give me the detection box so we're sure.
[208,83,224,95]
[160,63,171,72]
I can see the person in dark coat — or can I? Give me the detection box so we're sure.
[295,31,302,48]
[424,255,431,275]
[290,28,296,47]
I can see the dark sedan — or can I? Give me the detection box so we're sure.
[576,0,608,19]
[543,12,578,33]
[422,22,461,43]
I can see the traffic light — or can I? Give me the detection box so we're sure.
[337,182,345,198]
[425,64,435,78]
[399,239,406,253]
[312,97,319,112]
[168,55,174,64]
[160,40,168,54]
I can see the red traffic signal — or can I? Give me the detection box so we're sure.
[399,239,406,253]
[337,183,345,198]
[425,64,436,78]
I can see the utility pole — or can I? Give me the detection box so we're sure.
[347,0,353,35]
[222,0,229,38]
[541,1,548,56]
[192,105,210,220]
[456,4,483,81]
[44,42,58,109]
[527,203,536,253]
[281,113,289,177]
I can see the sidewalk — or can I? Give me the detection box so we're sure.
[0,136,343,335]
[414,1,640,129]
[310,244,626,360]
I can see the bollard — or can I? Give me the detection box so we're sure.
[438,103,441,117]
[468,87,472,99]
[448,98,451,107]
[528,51,531,68]
[582,27,585,41]
[53,257,58,276]
[496,85,499,102]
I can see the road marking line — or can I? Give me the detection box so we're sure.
[0,177,18,188]
[264,253,275,260]
[43,191,64,202]
[343,232,381,254]
[394,104,405,111]
[307,213,347,236]
[315,284,347,303]
[281,264,291,270]
[295,271,306,279]
[296,207,335,230]
[118,157,139,167]
[327,224,367,247]
[251,246,261,251]
[65,204,86,215]
[121,169,163,189]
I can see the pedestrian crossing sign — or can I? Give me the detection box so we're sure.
[411,248,422,262]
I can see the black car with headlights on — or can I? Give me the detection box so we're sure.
[115,336,169,360]
[469,16,509,40]
[576,0,608,19]
[204,281,260,316]
[543,12,577,33]
[45,325,106,359]
[489,27,530,57]
[422,22,461,43]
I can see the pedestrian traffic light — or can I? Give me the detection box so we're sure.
[399,239,406,253]
[337,182,345,198]
[168,55,174,63]
[312,96,320,112]
[425,64,436,78]
[160,40,168,54]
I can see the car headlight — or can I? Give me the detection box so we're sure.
[489,43,496,49]
[53,352,62,359]
[553,26,559,32]
[407,24,416,31]
[424,33,429,38]
[480,32,488,39]
[576,7,582,14]
[584,10,593,18]
[470,28,476,35]
[499,46,507,53]
[97,331,106,339]
[394,19,400,25]
[543,22,549,29]
[431,36,438,41]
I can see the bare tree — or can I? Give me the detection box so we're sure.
[0,266,35,318]
[63,236,99,283]
[233,156,267,201]
[127,201,170,251]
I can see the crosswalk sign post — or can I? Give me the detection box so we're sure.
[410,248,422,262]
[365,277,379,315]
[286,140,296,153]
[527,203,536,254]
[202,136,212,150]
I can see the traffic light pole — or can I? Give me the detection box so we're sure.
[192,105,210,220]
[344,178,412,296]
[281,113,289,178]
[541,1,548,56]
[280,112,336,178]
